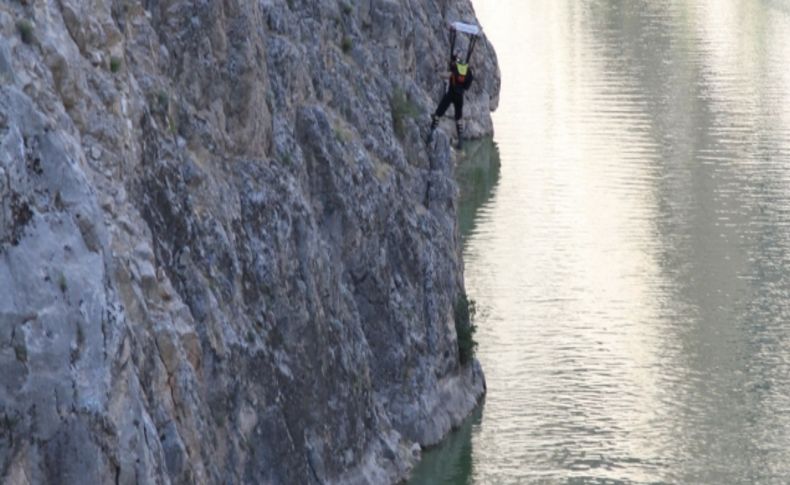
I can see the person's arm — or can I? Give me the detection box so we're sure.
[463,67,474,90]
[449,25,457,63]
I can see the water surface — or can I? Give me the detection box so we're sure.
[411,1,790,483]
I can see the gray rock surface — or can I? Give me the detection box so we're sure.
[0,0,499,483]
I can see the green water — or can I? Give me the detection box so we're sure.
[456,138,502,241]
[409,405,483,485]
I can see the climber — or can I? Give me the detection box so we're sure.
[429,21,481,149]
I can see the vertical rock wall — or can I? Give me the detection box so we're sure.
[0,0,499,483]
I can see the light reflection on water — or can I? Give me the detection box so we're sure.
[411,0,790,483]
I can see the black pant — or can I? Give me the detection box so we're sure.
[434,90,464,120]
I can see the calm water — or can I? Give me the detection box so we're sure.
[411,1,790,483]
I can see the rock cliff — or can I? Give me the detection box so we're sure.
[0,0,499,483]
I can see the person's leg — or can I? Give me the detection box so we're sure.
[453,94,464,121]
[431,92,453,130]
[453,94,464,145]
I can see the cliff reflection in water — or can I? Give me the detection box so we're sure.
[456,138,502,240]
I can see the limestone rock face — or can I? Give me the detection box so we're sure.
[0,0,498,483]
